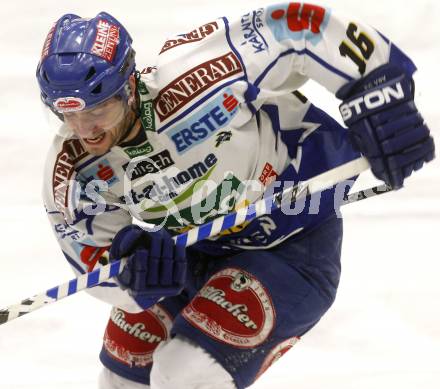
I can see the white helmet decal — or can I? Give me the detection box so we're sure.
[53,97,86,113]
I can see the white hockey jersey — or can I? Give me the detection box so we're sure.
[42,3,416,311]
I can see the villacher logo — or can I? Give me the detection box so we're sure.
[255,337,300,380]
[182,268,275,348]
[154,52,243,121]
[104,306,173,367]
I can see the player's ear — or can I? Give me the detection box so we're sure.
[128,74,136,94]
[127,74,136,106]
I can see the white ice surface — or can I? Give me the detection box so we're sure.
[0,1,439,388]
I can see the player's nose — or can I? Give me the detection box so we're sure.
[69,117,101,139]
[76,125,101,139]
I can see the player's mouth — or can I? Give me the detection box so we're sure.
[83,133,106,145]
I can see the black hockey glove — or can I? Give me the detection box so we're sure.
[110,225,187,299]
[337,64,435,189]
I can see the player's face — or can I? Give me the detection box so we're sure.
[63,97,130,156]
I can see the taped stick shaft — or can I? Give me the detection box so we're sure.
[177,157,369,247]
[342,183,392,205]
[0,260,125,325]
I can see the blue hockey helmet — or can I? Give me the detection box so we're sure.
[36,12,136,113]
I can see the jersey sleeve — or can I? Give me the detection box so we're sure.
[226,2,417,99]
[42,135,155,313]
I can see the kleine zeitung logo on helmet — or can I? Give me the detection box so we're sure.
[54,97,86,113]
[91,19,120,62]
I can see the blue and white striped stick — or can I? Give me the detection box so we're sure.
[0,157,377,326]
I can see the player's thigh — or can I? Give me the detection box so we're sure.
[172,216,343,388]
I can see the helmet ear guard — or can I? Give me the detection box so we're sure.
[40,93,65,122]
[36,12,136,113]
[117,48,137,103]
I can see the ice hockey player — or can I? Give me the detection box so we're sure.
[36,3,434,389]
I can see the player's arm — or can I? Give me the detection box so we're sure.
[227,3,435,188]
[43,139,186,312]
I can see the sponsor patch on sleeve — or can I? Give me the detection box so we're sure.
[154,52,243,121]
[160,21,220,54]
[52,139,88,219]
[266,3,330,45]
[82,158,119,187]
[166,88,239,154]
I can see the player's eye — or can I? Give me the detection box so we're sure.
[90,109,105,117]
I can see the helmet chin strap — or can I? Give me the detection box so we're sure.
[114,78,138,144]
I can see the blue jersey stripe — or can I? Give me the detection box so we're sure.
[255,48,353,87]
[306,49,354,81]
[76,155,102,172]
[223,17,248,80]
[63,251,85,275]
[376,29,390,44]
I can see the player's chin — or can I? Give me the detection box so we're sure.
[81,133,113,156]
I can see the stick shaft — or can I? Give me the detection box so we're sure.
[0,157,371,325]
[342,183,392,205]
[0,260,125,324]
[176,157,369,247]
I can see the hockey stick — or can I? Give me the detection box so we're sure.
[0,157,386,326]
[342,183,392,205]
